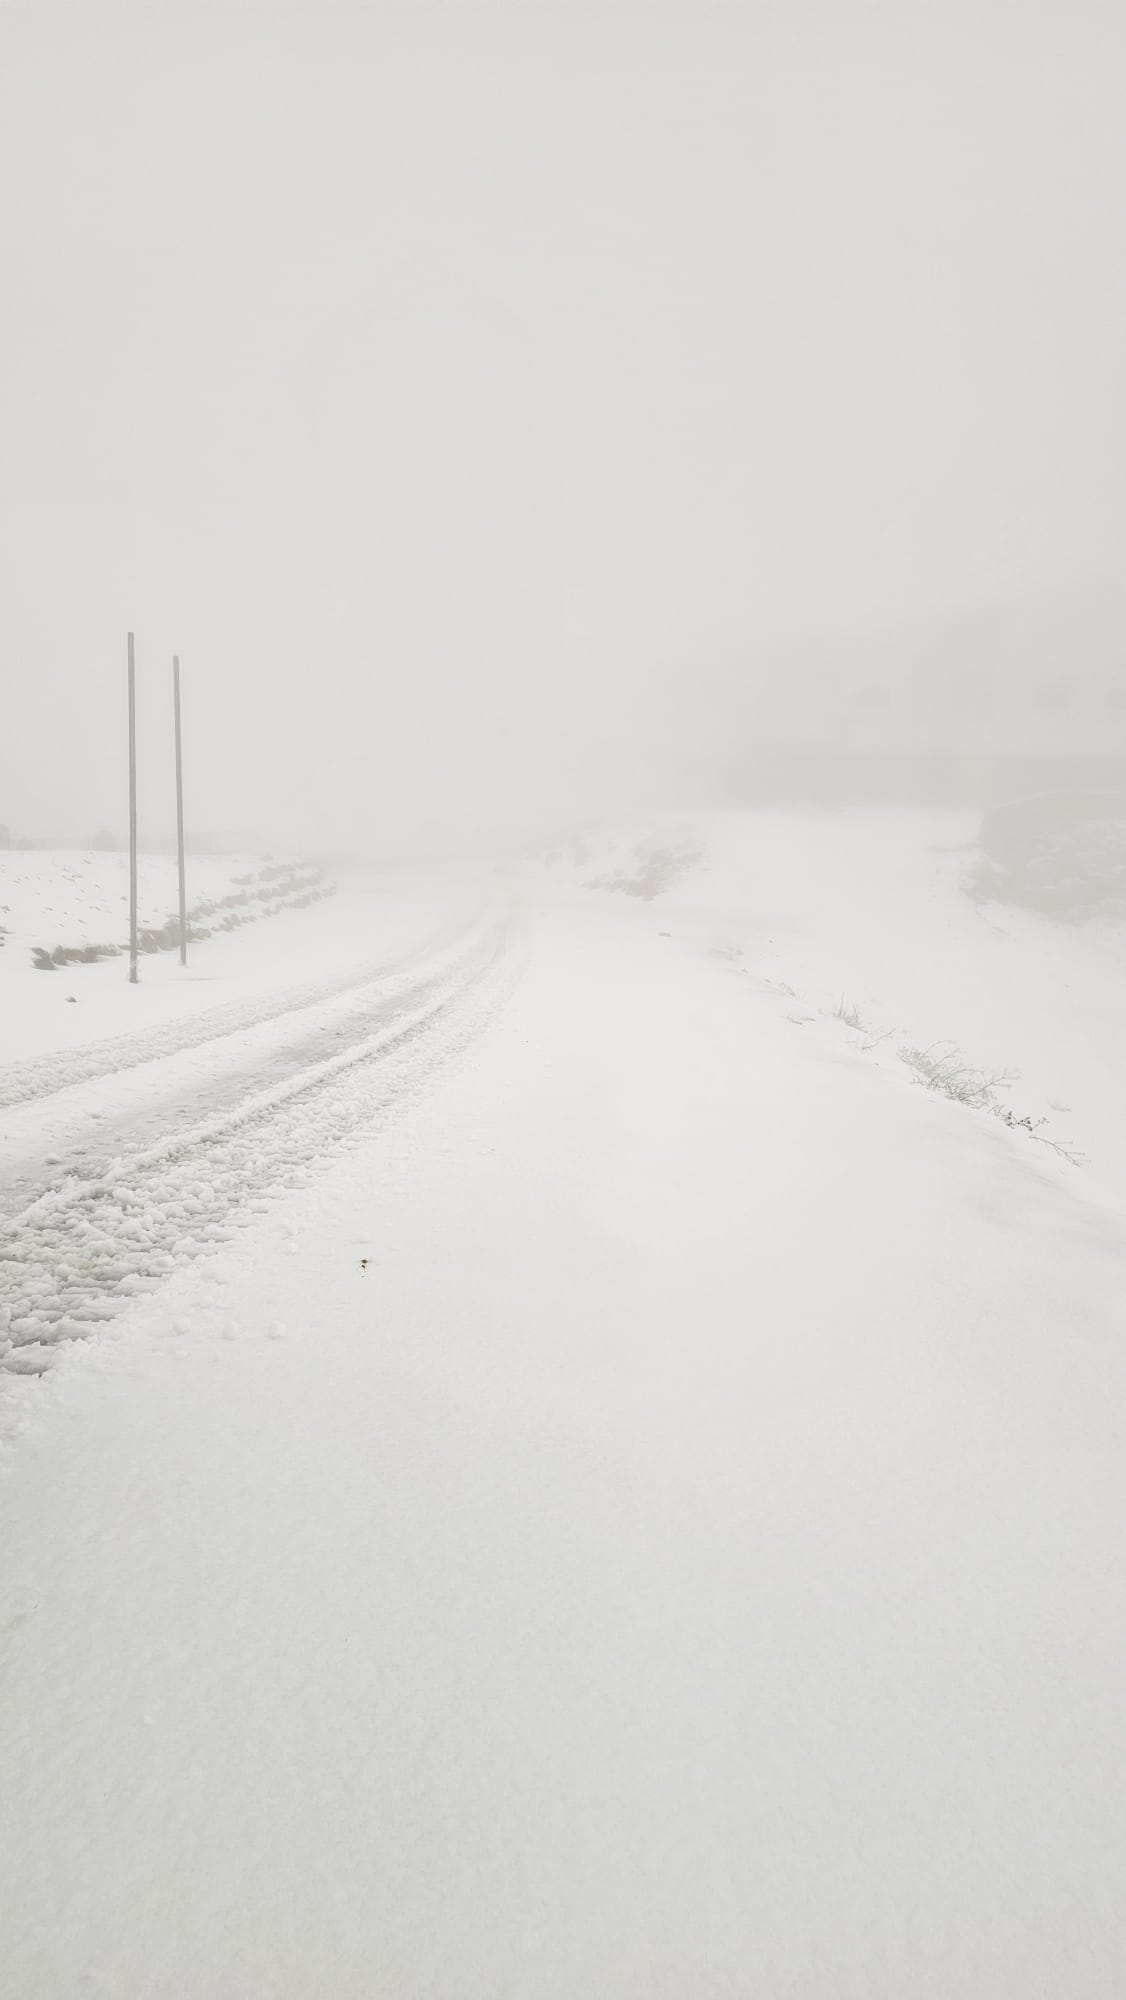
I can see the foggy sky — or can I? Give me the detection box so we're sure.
[2,0,1124,853]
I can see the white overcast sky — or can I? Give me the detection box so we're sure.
[1,0,1124,849]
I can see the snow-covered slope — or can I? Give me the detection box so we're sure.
[975,791,1126,921]
[0,848,325,960]
[539,807,1126,1204]
[2,811,1124,1997]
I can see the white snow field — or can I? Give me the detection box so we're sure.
[2,812,1125,1997]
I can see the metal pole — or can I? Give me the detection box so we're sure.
[128,631,138,984]
[173,654,188,966]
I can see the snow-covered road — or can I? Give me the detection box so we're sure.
[0,903,471,1117]
[2,835,1125,1996]
[1,907,517,1373]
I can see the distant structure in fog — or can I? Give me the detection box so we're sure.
[727,587,1126,808]
[187,829,268,856]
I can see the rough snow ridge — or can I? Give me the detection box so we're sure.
[0,911,520,1379]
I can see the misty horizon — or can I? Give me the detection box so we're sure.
[3,0,1125,855]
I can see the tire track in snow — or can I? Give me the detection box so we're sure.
[0,913,494,1223]
[1,913,521,1377]
[0,908,475,1112]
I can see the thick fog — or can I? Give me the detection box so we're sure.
[2,0,1124,855]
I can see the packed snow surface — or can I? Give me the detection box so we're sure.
[1,812,1124,1997]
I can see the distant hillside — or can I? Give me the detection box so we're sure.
[713,582,1126,801]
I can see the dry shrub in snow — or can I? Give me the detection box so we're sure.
[898,1039,1084,1163]
[898,1040,1016,1108]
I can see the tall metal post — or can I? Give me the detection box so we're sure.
[128,631,138,984]
[173,654,188,966]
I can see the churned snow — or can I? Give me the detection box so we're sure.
[1,812,1124,1997]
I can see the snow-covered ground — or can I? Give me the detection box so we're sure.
[0,848,254,956]
[535,808,1126,1204]
[2,811,1124,1996]
[0,847,326,959]
[0,850,478,1069]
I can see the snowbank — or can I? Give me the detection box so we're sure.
[0,848,332,970]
